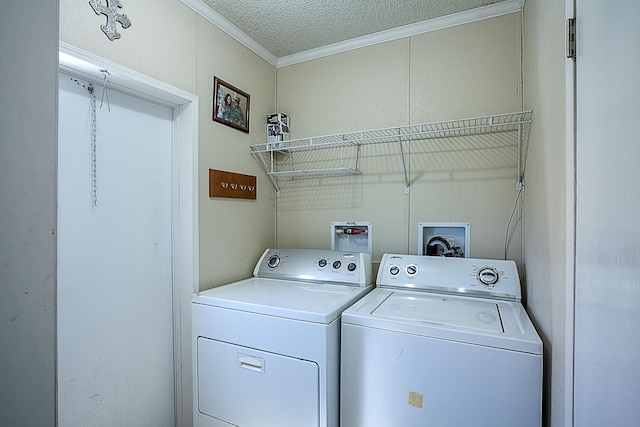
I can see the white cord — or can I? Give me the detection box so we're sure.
[504,187,523,260]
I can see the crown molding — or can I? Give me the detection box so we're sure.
[278,0,523,67]
[179,0,278,67]
[181,0,523,69]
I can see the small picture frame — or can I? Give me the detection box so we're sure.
[213,77,250,133]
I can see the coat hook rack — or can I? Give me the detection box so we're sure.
[209,169,256,200]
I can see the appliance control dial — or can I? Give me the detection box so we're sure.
[389,265,400,276]
[318,258,327,268]
[333,260,342,269]
[267,254,280,268]
[405,264,418,276]
[347,262,357,272]
[477,267,499,286]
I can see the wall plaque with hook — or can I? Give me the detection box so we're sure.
[209,169,256,200]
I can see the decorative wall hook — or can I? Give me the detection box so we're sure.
[89,0,132,41]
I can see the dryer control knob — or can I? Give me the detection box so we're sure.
[347,262,357,272]
[477,267,499,286]
[318,258,327,268]
[267,255,280,268]
[333,260,342,269]
[389,265,400,276]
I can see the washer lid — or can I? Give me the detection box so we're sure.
[193,277,373,323]
[342,288,542,354]
[373,293,503,333]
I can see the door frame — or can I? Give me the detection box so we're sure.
[58,42,199,427]
[565,0,576,426]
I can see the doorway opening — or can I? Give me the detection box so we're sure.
[57,42,198,426]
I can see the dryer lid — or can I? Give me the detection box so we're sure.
[193,277,373,323]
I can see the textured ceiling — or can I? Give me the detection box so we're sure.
[201,0,504,58]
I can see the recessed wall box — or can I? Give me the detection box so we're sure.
[331,222,372,255]
[418,222,470,258]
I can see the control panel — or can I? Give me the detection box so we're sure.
[254,248,373,286]
[377,253,521,301]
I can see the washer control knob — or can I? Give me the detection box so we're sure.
[389,265,400,276]
[347,262,357,272]
[406,264,418,276]
[267,255,280,269]
[318,258,327,268]
[477,267,499,286]
[333,260,342,269]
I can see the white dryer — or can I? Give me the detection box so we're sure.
[340,253,542,427]
[192,248,373,427]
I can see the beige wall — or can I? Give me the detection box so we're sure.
[60,0,277,288]
[522,0,567,426]
[275,14,524,265]
[192,14,277,287]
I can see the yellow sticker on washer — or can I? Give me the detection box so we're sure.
[408,391,424,408]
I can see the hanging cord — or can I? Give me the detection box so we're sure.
[99,69,111,111]
[503,186,523,259]
[88,84,98,207]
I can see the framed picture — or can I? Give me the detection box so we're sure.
[213,77,250,133]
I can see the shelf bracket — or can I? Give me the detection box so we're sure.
[252,149,280,195]
[399,137,410,194]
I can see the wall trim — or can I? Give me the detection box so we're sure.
[59,43,197,107]
[179,0,278,67]
[180,0,523,68]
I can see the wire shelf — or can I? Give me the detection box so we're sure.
[250,111,532,154]
[250,111,532,194]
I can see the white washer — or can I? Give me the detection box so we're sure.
[192,248,373,427]
[340,253,542,427]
